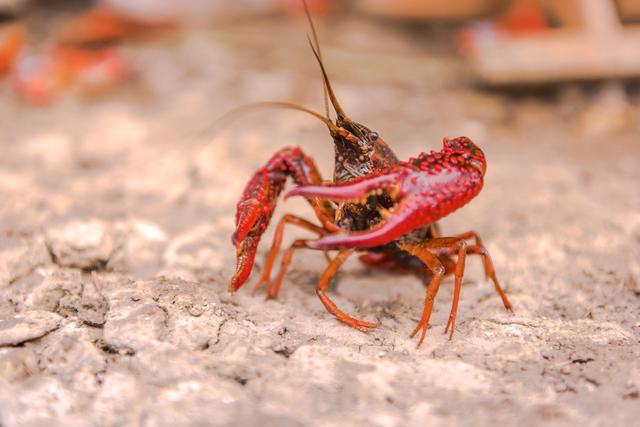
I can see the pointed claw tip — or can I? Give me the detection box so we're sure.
[227,281,239,294]
[228,273,246,294]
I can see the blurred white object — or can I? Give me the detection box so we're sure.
[466,0,640,84]
[0,0,26,13]
[102,0,283,22]
[353,0,498,20]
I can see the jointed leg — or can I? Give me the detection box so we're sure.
[267,238,322,299]
[453,231,490,278]
[253,214,326,295]
[316,248,379,332]
[419,238,468,339]
[400,238,468,343]
[448,230,512,311]
[465,245,512,311]
[397,241,448,347]
[422,241,512,339]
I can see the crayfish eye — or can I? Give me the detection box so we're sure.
[370,132,379,141]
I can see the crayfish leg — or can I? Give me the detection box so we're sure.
[252,214,326,296]
[397,241,447,347]
[416,238,468,340]
[316,248,379,332]
[400,233,513,347]
[267,238,317,299]
[452,231,513,312]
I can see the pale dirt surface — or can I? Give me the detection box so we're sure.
[1,15,640,427]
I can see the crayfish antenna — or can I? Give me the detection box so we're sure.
[302,0,330,121]
[219,101,339,134]
[302,7,347,120]
[305,33,347,121]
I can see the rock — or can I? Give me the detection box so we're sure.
[0,235,51,288]
[78,276,108,326]
[23,269,82,315]
[39,326,106,400]
[107,219,168,278]
[46,219,113,270]
[0,347,40,381]
[103,298,168,353]
[136,377,244,427]
[149,278,225,351]
[162,224,230,281]
[87,371,145,426]
[101,278,226,353]
[0,311,62,346]
[22,268,107,326]
[0,376,88,427]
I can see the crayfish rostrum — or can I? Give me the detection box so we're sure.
[228,5,512,347]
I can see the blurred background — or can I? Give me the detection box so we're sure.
[0,0,638,230]
[1,1,639,425]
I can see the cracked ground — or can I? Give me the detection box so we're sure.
[1,16,640,427]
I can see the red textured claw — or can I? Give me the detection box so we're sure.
[231,200,263,246]
[291,141,488,249]
[310,200,418,248]
[230,147,322,293]
[229,237,258,293]
[229,200,264,293]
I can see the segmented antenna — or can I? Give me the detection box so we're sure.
[301,0,347,121]
[221,101,339,133]
[306,36,347,120]
[302,0,330,121]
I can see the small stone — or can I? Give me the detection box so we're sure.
[107,219,167,278]
[78,278,108,326]
[0,236,51,288]
[0,348,40,381]
[0,311,62,346]
[24,269,82,315]
[162,224,229,279]
[103,301,168,353]
[46,219,113,270]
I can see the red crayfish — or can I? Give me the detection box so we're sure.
[229,4,512,347]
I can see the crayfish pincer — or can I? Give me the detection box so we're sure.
[228,2,512,347]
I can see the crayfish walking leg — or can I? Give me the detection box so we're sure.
[452,231,512,311]
[252,216,327,298]
[399,236,512,347]
[398,241,467,347]
[315,248,379,332]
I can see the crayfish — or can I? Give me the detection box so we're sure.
[229,4,512,347]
